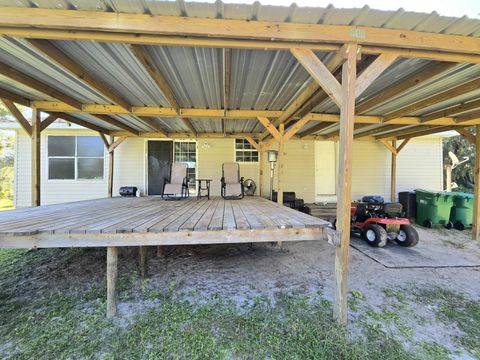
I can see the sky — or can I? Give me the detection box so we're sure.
[217,0,480,19]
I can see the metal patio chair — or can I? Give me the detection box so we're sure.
[221,162,244,199]
[162,163,190,199]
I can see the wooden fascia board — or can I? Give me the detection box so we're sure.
[1,7,480,55]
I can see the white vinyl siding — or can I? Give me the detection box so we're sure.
[13,127,444,208]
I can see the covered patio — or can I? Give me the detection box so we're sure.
[0,1,480,324]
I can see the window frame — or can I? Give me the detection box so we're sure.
[46,135,106,181]
[173,140,197,190]
[234,138,259,164]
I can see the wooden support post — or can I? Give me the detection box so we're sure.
[334,44,357,325]
[31,108,41,207]
[106,246,118,318]
[259,147,264,197]
[276,124,285,248]
[473,126,480,241]
[139,246,147,278]
[391,140,397,202]
[108,135,114,198]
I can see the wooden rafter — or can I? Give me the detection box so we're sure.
[396,126,460,140]
[299,122,334,138]
[422,99,480,123]
[1,7,480,55]
[326,123,371,139]
[291,48,343,107]
[356,62,455,114]
[0,61,82,109]
[28,39,132,111]
[354,124,404,139]
[93,114,139,136]
[355,53,399,98]
[136,116,167,136]
[54,112,110,134]
[384,78,480,122]
[1,98,32,135]
[456,110,480,124]
[0,87,30,107]
[223,48,231,136]
[375,126,438,140]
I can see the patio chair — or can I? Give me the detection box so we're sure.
[221,162,244,199]
[162,163,190,199]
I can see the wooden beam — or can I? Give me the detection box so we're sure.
[354,124,401,139]
[379,139,398,155]
[106,246,118,318]
[0,61,82,109]
[55,112,110,134]
[355,53,399,98]
[28,39,131,111]
[356,62,456,114]
[325,123,370,140]
[390,140,397,202]
[456,110,480,124]
[99,132,109,149]
[396,138,411,153]
[299,122,334,138]
[456,128,476,145]
[2,7,480,55]
[375,126,438,140]
[181,118,198,136]
[384,78,480,122]
[93,114,139,135]
[31,108,41,207]
[396,125,461,140]
[136,116,167,136]
[223,48,231,136]
[473,127,480,241]
[130,45,180,112]
[257,117,281,143]
[40,114,58,131]
[334,44,357,326]
[283,115,311,142]
[291,48,342,107]
[139,246,148,278]
[1,99,32,135]
[0,88,31,107]
[422,99,480,123]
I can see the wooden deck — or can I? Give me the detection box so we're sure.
[0,196,332,248]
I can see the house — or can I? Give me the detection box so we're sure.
[0,1,479,324]
[1,119,445,207]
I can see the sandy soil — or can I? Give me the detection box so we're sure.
[12,225,480,358]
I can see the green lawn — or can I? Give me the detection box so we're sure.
[0,248,477,359]
[0,198,13,211]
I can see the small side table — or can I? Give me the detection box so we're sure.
[196,179,212,200]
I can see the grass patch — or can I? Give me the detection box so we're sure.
[0,198,13,211]
[414,287,480,358]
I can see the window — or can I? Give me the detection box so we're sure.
[174,141,196,186]
[235,138,258,163]
[48,136,104,180]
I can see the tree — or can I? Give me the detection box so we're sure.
[443,128,475,192]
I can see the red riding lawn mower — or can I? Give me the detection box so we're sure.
[337,195,419,248]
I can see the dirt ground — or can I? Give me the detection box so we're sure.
[7,225,480,358]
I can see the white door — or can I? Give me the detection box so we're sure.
[315,141,336,201]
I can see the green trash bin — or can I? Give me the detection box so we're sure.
[449,192,474,230]
[416,189,455,228]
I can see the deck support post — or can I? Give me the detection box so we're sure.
[31,108,41,206]
[334,44,357,325]
[106,246,118,318]
[390,140,397,202]
[259,147,264,197]
[473,126,480,240]
[139,246,147,278]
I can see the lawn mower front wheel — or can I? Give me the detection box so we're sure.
[361,224,388,247]
[395,225,419,247]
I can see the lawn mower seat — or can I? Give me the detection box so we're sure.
[381,202,403,218]
[361,195,384,204]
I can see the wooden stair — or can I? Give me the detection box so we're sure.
[307,203,337,223]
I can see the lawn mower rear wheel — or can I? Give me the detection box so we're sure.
[361,224,388,247]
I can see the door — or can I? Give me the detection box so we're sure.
[315,141,336,200]
[147,140,173,195]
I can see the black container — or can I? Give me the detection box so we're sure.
[271,191,296,203]
[398,191,416,219]
[119,186,138,197]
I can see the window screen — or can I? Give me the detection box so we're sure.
[48,136,105,180]
[174,141,196,186]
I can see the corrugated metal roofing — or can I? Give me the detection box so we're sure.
[0,1,479,136]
